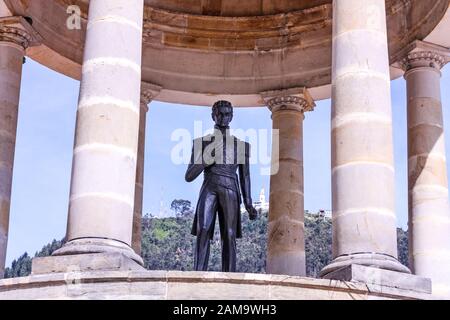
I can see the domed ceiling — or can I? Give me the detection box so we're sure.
[3,0,450,105]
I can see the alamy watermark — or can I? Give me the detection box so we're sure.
[170,121,279,176]
[66,5,81,30]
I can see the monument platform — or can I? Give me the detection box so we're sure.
[322,264,432,295]
[0,270,434,300]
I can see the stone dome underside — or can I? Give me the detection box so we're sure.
[70,0,333,17]
[3,0,450,105]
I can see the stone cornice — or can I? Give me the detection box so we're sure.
[0,16,41,50]
[140,82,162,111]
[142,5,332,52]
[399,40,450,71]
[261,87,316,114]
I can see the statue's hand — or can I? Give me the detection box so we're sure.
[246,205,258,221]
[203,150,215,166]
[203,138,224,166]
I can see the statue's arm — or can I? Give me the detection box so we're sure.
[185,140,206,182]
[239,142,257,220]
[238,142,252,207]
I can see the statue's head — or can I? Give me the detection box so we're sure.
[212,100,233,128]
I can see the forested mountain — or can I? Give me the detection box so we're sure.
[4,203,409,278]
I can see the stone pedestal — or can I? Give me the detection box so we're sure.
[51,0,145,268]
[0,270,433,300]
[402,41,450,297]
[262,88,315,277]
[0,16,39,278]
[323,264,431,294]
[32,252,143,275]
[321,0,409,277]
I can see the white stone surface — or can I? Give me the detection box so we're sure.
[322,0,407,276]
[0,270,433,300]
[61,0,144,256]
[323,264,431,294]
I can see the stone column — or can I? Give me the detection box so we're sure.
[402,42,450,297]
[53,0,145,265]
[131,84,160,255]
[320,0,410,277]
[262,88,315,276]
[0,17,39,278]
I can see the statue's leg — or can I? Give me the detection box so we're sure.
[218,188,239,272]
[194,186,218,271]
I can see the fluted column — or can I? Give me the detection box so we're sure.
[131,84,160,255]
[0,17,39,278]
[320,0,409,277]
[262,88,315,276]
[402,42,450,297]
[54,0,145,264]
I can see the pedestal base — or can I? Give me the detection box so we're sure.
[32,252,145,275]
[52,238,144,266]
[34,238,145,275]
[322,264,431,294]
[320,253,411,277]
[0,270,434,300]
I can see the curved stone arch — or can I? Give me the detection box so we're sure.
[3,0,450,105]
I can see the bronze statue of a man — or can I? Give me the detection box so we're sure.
[185,100,258,272]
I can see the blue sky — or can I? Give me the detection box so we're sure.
[5,59,450,266]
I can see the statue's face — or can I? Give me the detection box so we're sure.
[213,105,233,127]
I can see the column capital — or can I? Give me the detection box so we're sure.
[140,82,162,112]
[261,87,315,115]
[0,16,41,50]
[400,40,450,72]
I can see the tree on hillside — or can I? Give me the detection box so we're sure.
[397,228,409,267]
[4,253,32,279]
[305,214,332,277]
[35,239,65,258]
[170,199,194,218]
[4,239,64,279]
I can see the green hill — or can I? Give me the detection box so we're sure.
[4,207,409,278]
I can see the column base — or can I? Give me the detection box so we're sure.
[321,264,431,294]
[52,238,144,266]
[320,253,411,278]
[31,252,145,275]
